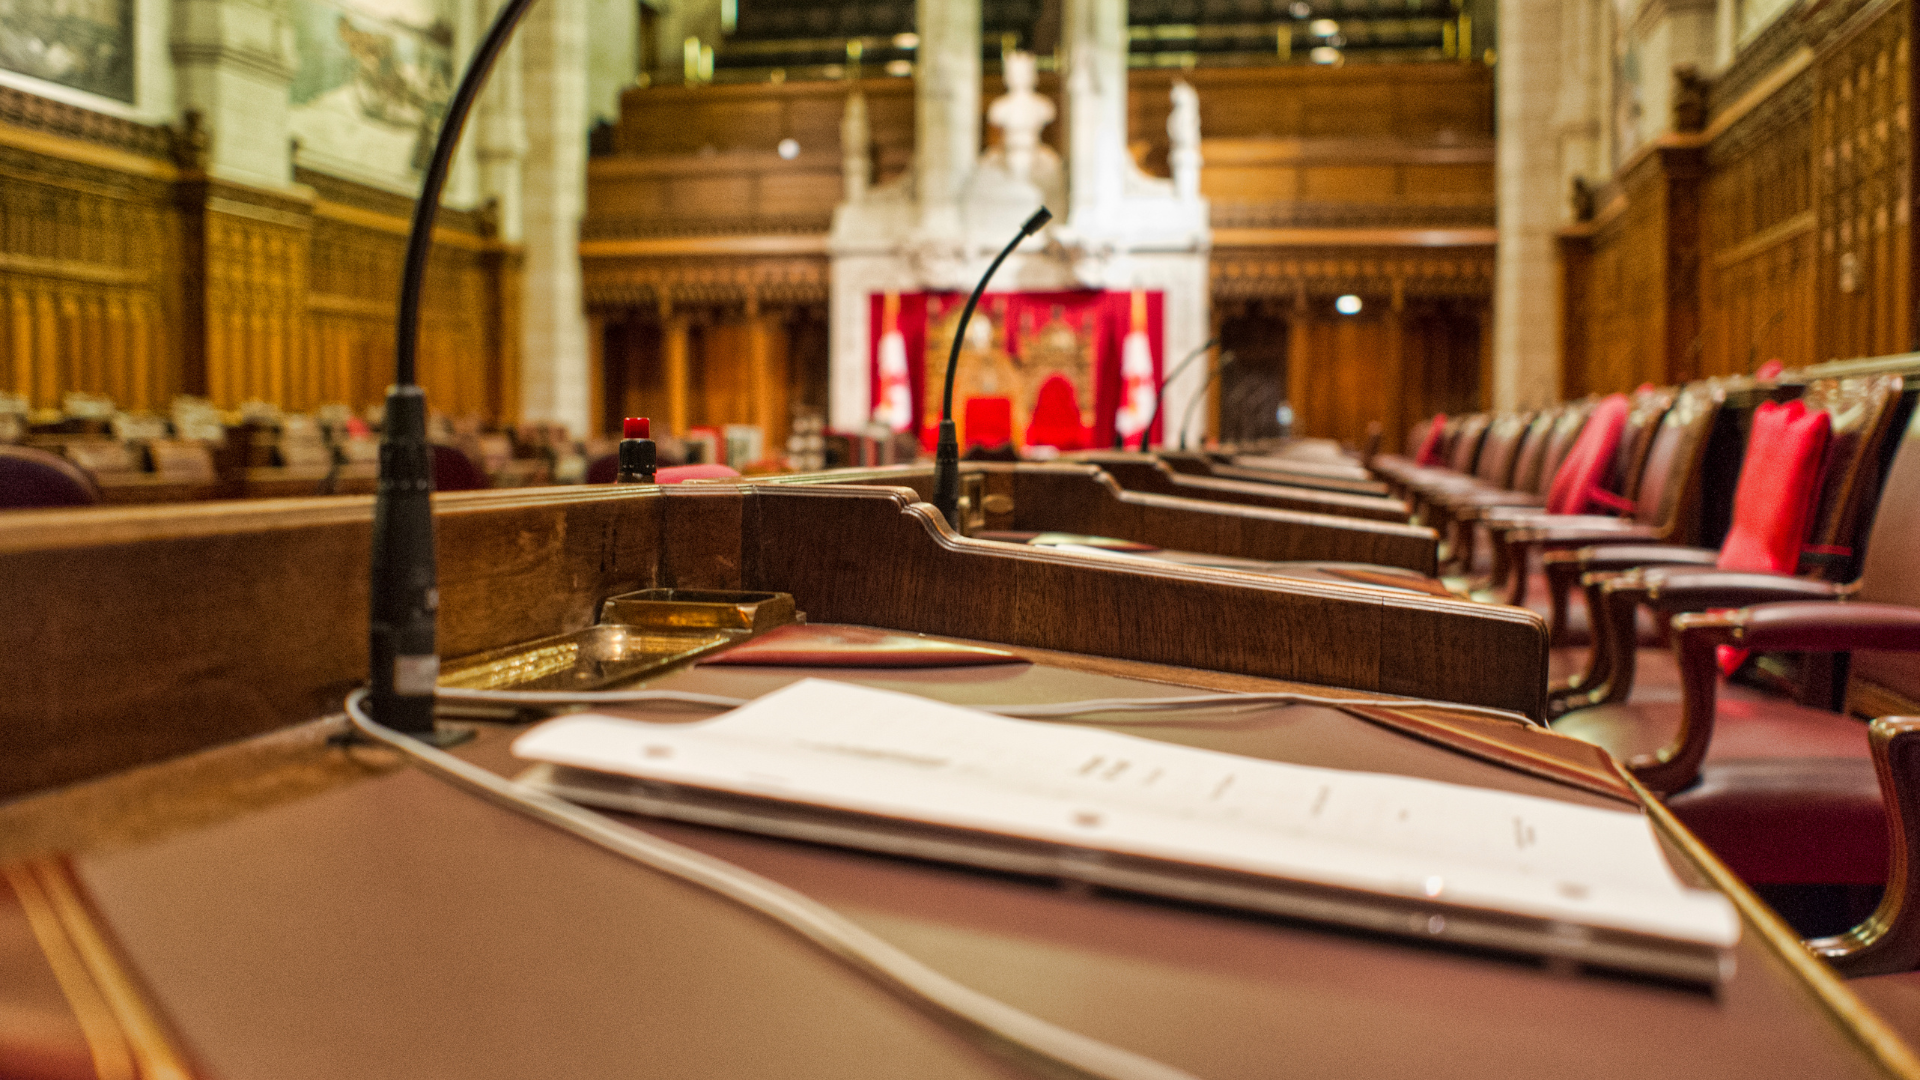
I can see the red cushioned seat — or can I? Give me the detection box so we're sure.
[1411,414,1447,466]
[1552,691,1881,884]
[1544,394,1630,514]
[1024,374,1090,452]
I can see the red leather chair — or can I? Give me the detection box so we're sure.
[1024,374,1091,452]
[0,445,99,509]
[1478,384,1719,610]
[1550,380,1907,715]
[1546,405,1920,910]
[1419,404,1593,574]
[431,444,491,492]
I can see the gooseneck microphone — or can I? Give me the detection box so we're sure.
[1177,350,1236,450]
[370,0,542,736]
[931,206,1052,530]
[1138,336,1217,451]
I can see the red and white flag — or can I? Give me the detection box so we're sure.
[1113,290,1156,441]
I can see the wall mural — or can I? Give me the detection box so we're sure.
[0,0,135,102]
[290,0,453,185]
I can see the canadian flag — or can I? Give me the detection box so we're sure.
[873,292,914,431]
[1113,290,1156,441]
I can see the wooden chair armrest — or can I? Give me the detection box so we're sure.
[1813,717,1920,977]
[1542,545,1719,642]
[1642,604,1920,795]
[1638,570,1848,612]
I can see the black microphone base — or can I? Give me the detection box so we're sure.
[932,419,962,531]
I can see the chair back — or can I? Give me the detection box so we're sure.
[431,444,491,492]
[1506,409,1561,493]
[1849,407,1920,706]
[1608,386,1677,504]
[1545,394,1629,513]
[1412,414,1447,464]
[963,396,1014,450]
[0,445,99,509]
[1715,399,1832,574]
[1798,374,1905,579]
[1623,381,1724,534]
[1533,401,1596,495]
[1025,375,1091,451]
[1472,412,1534,487]
[1444,414,1491,474]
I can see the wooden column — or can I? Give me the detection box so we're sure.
[745,297,788,457]
[586,312,606,437]
[662,302,690,436]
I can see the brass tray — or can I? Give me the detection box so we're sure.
[438,589,800,692]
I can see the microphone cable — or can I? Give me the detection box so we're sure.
[344,689,1200,1080]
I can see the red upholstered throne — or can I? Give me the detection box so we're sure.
[963,396,1014,451]
[1024,374,1091,452]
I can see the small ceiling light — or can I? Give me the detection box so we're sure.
[893,32,919,48]
[1309,18,1339,36]
[1289,1,1312,16]
[777,138,800,159]
[885,58,913,76]
[1310,46,1342,64]
[1335,294,1363,315]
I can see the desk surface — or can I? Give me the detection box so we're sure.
[0,637,1908,1080]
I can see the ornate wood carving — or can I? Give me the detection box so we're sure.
[1563,0,1912,389]
[1811,0,1909,359]
[0,109,520,418]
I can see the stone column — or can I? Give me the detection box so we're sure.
[477,0,527,244]
[842,90,870,205]
[169,0,295,188]
[914,0,979,236]
[1492,0,1564,410]
[518,0,591,435]
[1554,0,1606,194]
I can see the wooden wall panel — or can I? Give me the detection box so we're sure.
[0,141,180,412]
[0,102,521,422]
[1812,0,1910,361]
[1568,144,1705,396]
[1562,0,1914,389]
[1285,297,1481,448]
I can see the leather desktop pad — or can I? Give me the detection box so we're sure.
[22,657,1890,1080]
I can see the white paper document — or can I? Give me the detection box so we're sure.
[514,679,1740,968]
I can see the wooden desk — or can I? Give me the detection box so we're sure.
[0,643,1913,1079]
[755,463,1438,575]
[9,482,1884,1078]
[1064,451,1413,523]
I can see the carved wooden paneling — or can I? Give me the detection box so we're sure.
[1812,0,1909,360]
[1701,65,1817,376]
[0,142,180,411]
[1563,0,1914,390]
[0,113,520,420]
[1566,143,1705,395]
